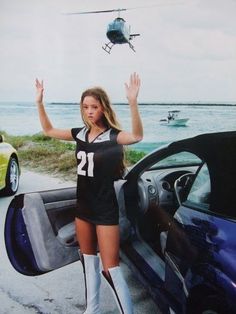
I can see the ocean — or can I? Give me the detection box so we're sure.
[1,102,236,153]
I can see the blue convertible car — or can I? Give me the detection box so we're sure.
[4,131,236,314]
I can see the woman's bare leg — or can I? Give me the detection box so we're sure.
[75,217,97,254]
[96,224,120,272]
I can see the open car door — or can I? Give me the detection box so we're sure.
[5,187,79,276]
[4,181,129,276]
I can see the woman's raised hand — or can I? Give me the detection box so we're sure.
[125,72,141,105]
[35,78,44,104]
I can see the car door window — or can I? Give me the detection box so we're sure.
[186,163,210,209]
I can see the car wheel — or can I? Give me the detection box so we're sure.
[3,157,20,196]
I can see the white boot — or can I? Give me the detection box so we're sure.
[80,253,101,314]
[102,266,133,314]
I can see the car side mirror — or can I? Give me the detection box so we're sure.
[174,173,195,206]
[0,134,4,143]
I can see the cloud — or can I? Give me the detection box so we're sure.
[0,0,236,102]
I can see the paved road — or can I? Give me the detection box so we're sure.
[0,168,161,314]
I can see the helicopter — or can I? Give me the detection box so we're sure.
[66,8,140,54]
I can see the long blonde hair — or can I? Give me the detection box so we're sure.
[80,87,126,177]
[80,87,121,130]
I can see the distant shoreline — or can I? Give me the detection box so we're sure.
[0,101,235,106]
[50,102,236,106]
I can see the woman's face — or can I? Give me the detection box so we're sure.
[82,96,104,125]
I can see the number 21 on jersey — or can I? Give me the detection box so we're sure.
[77,151,94,177]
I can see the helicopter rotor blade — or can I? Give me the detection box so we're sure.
[64,8,127,15]
[64,2,185,15]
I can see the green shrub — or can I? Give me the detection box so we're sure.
[125,148,146,165]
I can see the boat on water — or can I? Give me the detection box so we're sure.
[160,110,189,126]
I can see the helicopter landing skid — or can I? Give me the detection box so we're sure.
[128,41,136,52]
[102,42,114,54]
[102,41,136,53]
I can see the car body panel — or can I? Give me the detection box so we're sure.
[165,205,236,311]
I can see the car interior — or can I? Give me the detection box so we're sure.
[126,151,204,258]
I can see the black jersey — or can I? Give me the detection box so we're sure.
[71,126,123,225]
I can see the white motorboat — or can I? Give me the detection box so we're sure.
[160,110,189,126]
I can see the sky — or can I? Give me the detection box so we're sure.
[0,0,236,103]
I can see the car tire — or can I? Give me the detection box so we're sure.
[3,157,20,196]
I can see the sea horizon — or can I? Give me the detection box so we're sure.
[50,102,236,106]
[1,101,236,153]
[1,101,236,106]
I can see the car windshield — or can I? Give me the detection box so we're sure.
[150,152,202,169]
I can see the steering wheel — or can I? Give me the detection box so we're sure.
[174,173,195,206]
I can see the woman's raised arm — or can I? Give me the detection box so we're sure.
[117,72,143,145]
[35,79,73,141]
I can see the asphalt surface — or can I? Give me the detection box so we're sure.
[0,168,161,314]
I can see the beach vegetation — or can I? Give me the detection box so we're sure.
[1,131,146,181]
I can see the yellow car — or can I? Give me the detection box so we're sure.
[0,134,20,196]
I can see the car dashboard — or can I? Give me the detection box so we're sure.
[136,165,199,253]
[138,165,198,214]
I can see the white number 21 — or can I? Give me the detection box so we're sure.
[77,151,94,177]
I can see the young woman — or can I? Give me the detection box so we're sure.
[35,73,143,314]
